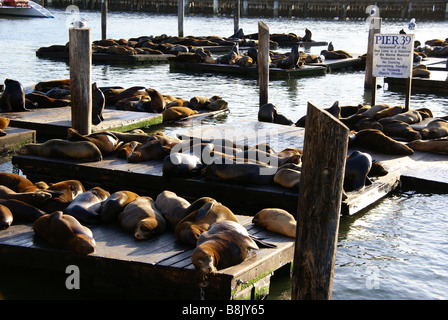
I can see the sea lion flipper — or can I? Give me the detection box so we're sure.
[249,235,277,249]
[197,201,214,220]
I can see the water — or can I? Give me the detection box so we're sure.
[1,8,448,300]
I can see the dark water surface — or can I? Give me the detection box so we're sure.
[1,8,448,300]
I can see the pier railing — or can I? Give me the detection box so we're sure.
[46,0,448,19]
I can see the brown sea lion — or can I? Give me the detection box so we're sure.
[66,128,122,155]
[202,163,276,185]
[118,196,166,240]
[108,129,150,144]
[351,129,414,155]
[0,204,13,230]
[127,132,180,162]
[0,79,27,112]
[344,151,373,192]
[63,187,110,225]
[33,211,96,255]
[258,103,278,123]
[382,110,422,124]
[406,138,448,154]
[38,179,86,213]
[252,208,296,238]
[155,190,191,229]
[0,116,10,129]
[0,185,52,207]
[372,105,404,120]
[161,106,197,122]
[16,139,103,162]
[175,197,239,247]
[192,220,259,274]
[145,88,166,113]
[0,172,39,193]
[162,153,203,178]
[116,141,142,160]
[34,79,70,92]
[100,190,139,223]
[0,198,46,222]
[273,167,301,189]
[378,118,422,141]
[421,119,448,139]
[25,92,71,108]
[188,96,211,110]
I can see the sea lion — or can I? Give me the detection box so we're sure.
[252,208,296,238]
[38,179,86,213]
[206,98,228,111]
[161,106,197,122]
[0,185,52,207]
[162,153,203,178]
[145,88,166,113]
[296,101,340,127]
[421,119,448,139]
[34,79,70,92]
[0,79,27,112]
[276,44,300,69]
[116,141,142,160]
[16,139,103,162]
[406,138,448,154]
[25,92,71,108]
[351,129,414,155]
[344,151,373,192]
[104,86,146,106]
[92,82,105,125]
[382,110,422,124]
[175,197,239,247]
[258,103,278,123]
[127,133,180,162]
[155,190,191,229]
[0,172,39,193]
[372,105,404,120]
[0,117,10,136]
[0,204,13,230]
[66,128,122,155]
[188,96,211,110]
[100,190,139,223]
[202,163,276,185]
[33,211,96,255]
[108,129,149,144]
[118,196,166,239]
[63,187,109,225]
[273,167,301,189]
[192,220,259,274]
[378,118,422,141]
[0,198,46,222]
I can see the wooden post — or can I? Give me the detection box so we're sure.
[178,0,184,37]
[101,0,108,40]
[69,27,92,135]
[364,17,381,106]
[258,21,269,107]
[404,77,412,112]
[291,102,349,300]
[234,0,240,34]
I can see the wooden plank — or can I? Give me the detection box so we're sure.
[169,61,327,79]
[0,127,36,153]
[385,70,448,94]
[2,107,163,138]
[36,51,175,64]
[307,57,365,72]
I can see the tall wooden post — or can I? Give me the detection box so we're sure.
[69,27,92,135]
[178,0,184,37]
[101,0,108,40]
[258,21,269,107]
[234,0,240,34]
[364,17,381,106]
[291,103,349,300]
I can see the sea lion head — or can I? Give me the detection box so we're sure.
[71,234,96,255]
[192,246,216,274]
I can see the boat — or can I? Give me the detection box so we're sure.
[0,0,54,18]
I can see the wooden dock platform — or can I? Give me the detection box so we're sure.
[0,127,36,153]
[0,214,294,300]
[385,69,448,94]
[0,107,163,139]
[169,61,327,79]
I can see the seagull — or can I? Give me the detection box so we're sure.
[408,18,416,31]
[71,18,88,28]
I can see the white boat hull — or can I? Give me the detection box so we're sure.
[0,1,53,18]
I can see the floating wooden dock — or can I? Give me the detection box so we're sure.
[0,214,294,300]
[0,127,36,153]
[0,107,163,139]
[169,61,327,79]
[385,69,448,94]
[36,51,175,65]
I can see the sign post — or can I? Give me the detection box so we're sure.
[372,33,414,111]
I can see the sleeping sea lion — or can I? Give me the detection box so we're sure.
[351,129,414,155]
[0,172,40,193]
[34,79,70,92]
[38,180,85,213]
[161,106,197,122]
[0,204,13,230]
[0,185,52,207]
[16,139,103,162]
[145,88,166,113]
[202,163,276,185]
[162,153,203,178]
[344,151,373,192]
[381,110,422,124]
[25,92,71,108]
[155,190,191,229]
[175,197,239,247]
[421,119,448,139]
[63,187,110,225]
[118,196,166,240]
[0,116,10,136]
[273,167,301,189]
[33,211,96,255]
[406,138,448,154]
[100,190,139,223]
[378,118,422,141]
[127,132,180,162]
[67,128,122,155]
[0,79,27,112]
[0,198,46,222]
[192,220,259,274]
[252,208,296,238]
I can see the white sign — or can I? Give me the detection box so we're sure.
[372,34,414,78]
